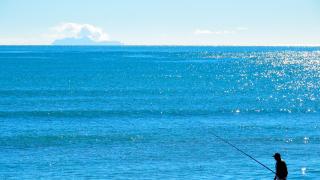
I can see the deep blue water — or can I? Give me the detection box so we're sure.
[0,46,319,179]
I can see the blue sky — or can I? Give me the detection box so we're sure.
[0,0,319,45]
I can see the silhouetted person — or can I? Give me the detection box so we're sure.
[273,153,288,180]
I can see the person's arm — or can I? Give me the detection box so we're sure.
[284,162,288,176]
[274,163,278,180]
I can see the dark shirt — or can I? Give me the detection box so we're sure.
[276,160,288,178]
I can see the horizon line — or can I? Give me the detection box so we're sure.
[0,42,320,47]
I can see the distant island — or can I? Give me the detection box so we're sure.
[52,37,122,46]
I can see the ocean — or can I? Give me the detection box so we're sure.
[0,46,319,179]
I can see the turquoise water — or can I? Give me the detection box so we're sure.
[0,46,319,179]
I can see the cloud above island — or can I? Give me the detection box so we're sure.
[48,22,110,42]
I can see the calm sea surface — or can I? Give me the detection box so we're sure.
[0,46,319,179]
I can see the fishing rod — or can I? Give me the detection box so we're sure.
[211,131,276,174]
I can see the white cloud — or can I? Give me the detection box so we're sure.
[49,22,109,42]
[194,29,214,35]
[194,27,248,35]
[194,29,236,35]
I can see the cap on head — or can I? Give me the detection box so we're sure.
[273,153,281,159]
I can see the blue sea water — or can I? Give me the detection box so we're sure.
[0,46,319,179]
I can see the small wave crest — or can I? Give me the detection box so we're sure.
[0,108,318,118]
[0,134,145,148]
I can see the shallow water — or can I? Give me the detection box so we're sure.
[0,46,319,179]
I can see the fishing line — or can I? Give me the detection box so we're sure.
[110,115,276,174]
[210,130,276,174]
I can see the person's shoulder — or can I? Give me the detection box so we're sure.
[281,160,287,165]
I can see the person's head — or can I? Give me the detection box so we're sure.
[273,153,281,161]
